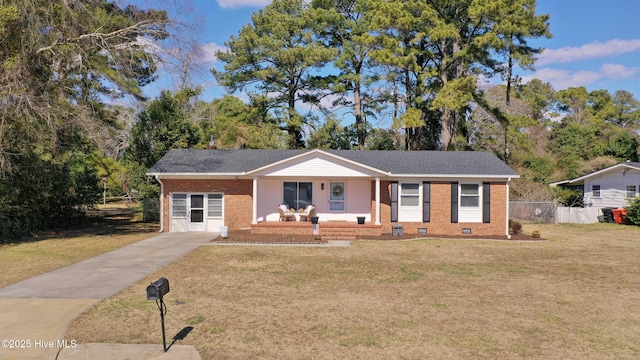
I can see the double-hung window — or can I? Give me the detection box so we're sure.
[626,185,637,198]
[456,183,482,223]
[400,183,420,207]
[460,184,480,207]
[592,185,601,198]
[396,183,422,222]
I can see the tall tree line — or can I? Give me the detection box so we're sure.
[0,0,171,239]
[213,0,551,151]
[2,0,639,239]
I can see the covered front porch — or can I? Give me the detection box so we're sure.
[247,151,386,227]
[250,177,383,225]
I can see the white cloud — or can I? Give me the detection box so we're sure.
[538,38,640,66]
[199,42,226,65]
[523,63,640,92]
[600,63,638,79]
[217,0,272,9]
[522,68,602,90]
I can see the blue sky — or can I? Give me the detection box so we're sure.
[147,0,640,102]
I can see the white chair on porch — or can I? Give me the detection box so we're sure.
[298,205,315,222]
[279,205,296,222]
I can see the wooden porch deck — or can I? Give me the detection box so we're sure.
[251,220,383,240]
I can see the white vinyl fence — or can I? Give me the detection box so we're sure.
[510,201,608,224]
[555,207,603,224]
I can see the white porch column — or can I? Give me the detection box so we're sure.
[252,176,258,224]
[375,177,381,225]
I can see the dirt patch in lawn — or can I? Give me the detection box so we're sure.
[211,230,327,244]
[211,229,543,244]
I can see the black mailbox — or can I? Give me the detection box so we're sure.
[146,277,170,300]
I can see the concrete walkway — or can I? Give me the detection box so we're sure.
[0,232,214,360]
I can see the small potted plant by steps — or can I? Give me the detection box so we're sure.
[357,216,365,225]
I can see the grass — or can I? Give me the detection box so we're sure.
[0,205,159,288]
[62,222,640,359]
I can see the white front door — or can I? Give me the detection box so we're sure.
[189,194,206,232]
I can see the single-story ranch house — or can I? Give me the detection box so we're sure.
[147,149,520,239]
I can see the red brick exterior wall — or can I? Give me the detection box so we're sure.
[374,180,508,237]
[161,178,509,237]
[161,179,253,231]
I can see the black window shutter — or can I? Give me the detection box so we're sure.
[451,182,458,223]
[483,182,491,223]
[423,182,431,222]
[391,182,398,222]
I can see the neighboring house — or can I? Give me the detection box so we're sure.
[146,149,520,238]
[551,162,640,208]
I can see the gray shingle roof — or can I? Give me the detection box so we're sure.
[555,161,640,184]
[147,149,519,177]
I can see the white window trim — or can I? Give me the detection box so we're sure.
[626,185,637,199]
[460,183,481,208]
[592,185,601,198]
[458,182,483,223]
[397,182,422,222]
[399,182,420,208]
[171,193,224,219]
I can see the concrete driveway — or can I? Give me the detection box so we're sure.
[0,232,214,360]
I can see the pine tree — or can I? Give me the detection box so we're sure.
[213,0,338,149]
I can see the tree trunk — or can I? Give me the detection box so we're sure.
[441,110,454,150]
[354,78,365,150]
[439,60,453,150]
[503,47,514,163]
[287,80,303,149]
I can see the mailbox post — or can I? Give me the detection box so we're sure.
[146,277,170,352]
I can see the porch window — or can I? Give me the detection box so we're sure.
[626,185,637,198]
[171,193,187,217]
[592,185,601,197]
[284,182,313,210]
[400,183,420,206]
[460,184,480,207]
[207,193,223,218]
